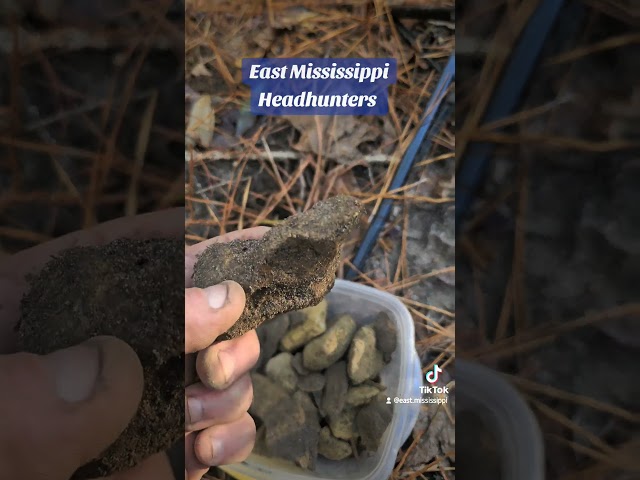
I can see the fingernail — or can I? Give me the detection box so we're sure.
[216,350,235,387]
[205,283,229,309]
[45,340,102,403]
[186,396,203,426]
[208,438,224,465]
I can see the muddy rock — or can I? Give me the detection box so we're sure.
[348,325,385,384]
[263,404,306,467]
[192,196,364,340]
[346,384,384,407]
[312,390,324,410]
[372,312,397,361]
[321,361,349,417]
[264,389,320,470]
[356,394,394,453]
[251,374,319,469]
[318,427,353,461]
[289,310,307,329]
[18,239,184,479]
[297,373,326,393]
[292,351,311,375]
[249,372,290,421]
[294,390,321,429]
[265,352,298,393]
[257,314,290,369]
[280,300,328,352]
[328,407,358,440]
[293,390,321,469]
[303,314,357,371]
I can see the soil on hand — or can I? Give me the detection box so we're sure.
[17,238,184,479]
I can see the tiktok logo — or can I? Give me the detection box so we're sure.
[426,364,443,384]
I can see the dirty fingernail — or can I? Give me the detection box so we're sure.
[205,283,228,309]
[216,350,235,387]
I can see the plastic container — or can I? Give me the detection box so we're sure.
[456,360,545,480]
[221,279,423,480]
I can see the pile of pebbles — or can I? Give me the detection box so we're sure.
[249,299,398,470]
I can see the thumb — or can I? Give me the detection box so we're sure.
[0,336,144,480]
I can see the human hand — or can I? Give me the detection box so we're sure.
[184,227,268,480]
[0,209,183,479]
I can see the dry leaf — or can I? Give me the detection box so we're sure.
[271,7,318,29]
[186,95,215,147]
[285,116,379,162]
[190,63,212,77]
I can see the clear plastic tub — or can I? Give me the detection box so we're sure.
[221,279,423,480]
[456,360,545,480]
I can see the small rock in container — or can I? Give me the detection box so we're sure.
[328,407,358,440]
[346,384,385,407]
[281,300,328,352]
[265,352,298,393]
[347,325,385,384]
[303,314,357,371]
[321,361,349,417]
[256,314,290,369]
[250,287,400,467]
[356,394,394,453]
[318,427,353,461]
[372,312,397,361]
[297,373,326,393]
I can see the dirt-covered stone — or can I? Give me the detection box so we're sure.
[303,314,356,371]
[293,390,321,469]
[321,361,349,417]
[356,394,394,453]
[256,313,290,369]
[17,238,183,479]
[249,372,290,421]
[347,325,385,384]
[250,374,320,469]
[291,351,311,376]
[192,196,364,340]
[328,406,358,440]
[280,300,328,352]
[346,384,384,407]
[318,427,352,461]
[289,309,307,329]
[297,372,326,393]
[265,352,298,393]
[372,312,397,362]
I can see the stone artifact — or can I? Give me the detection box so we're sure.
[192,196,364,340]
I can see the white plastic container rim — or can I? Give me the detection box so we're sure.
[222,279,422,480]
[456,359,545,480]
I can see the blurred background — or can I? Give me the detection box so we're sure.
[0,0,185,476]
[457,0,639,479]
[0,0,184,255]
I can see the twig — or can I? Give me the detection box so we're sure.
[187,149,394,163]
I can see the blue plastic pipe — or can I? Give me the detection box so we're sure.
[455,0,568,234]
[346,55,455,279]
